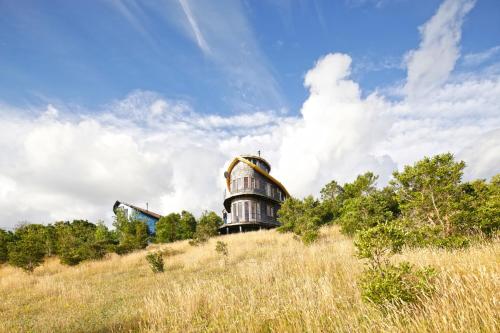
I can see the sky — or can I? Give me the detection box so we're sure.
[0,0,499,229]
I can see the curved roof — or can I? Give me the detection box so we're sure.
[240,154,271,172]
[225,156,290,197]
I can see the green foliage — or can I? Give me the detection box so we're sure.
[113,210,150,254]
[7,224,47,272]
[339,187,399,236]
[355,224,406,265]
[343,172,378,199]
[0,228,13,264]
[190,211,222,245]
[55,220,109,266]
[145,251,164,273]
[476,174,500,235]
[178,211,197,240]
[277,196,326,244]
[155,213,181,243]
[215,241,228,256]
[355,223,437,308]
[359,262,436,307]
[94,221,118,252]
[391,153,466,236]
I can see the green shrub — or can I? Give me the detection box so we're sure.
[190,211,222,246]
[355,223,406,265]
[146,251,164,273]
[215,241,228,256]
[301,228,319,245]
[7,224,47,272]
[359,262,436,307]
[431,235,470,250]
[0,229,13,264]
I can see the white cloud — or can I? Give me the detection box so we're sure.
[404,0,475,100]
[0,0,499,229]
[178,0,210,54]
[462,45,500,67]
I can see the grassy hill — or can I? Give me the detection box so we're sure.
[0,226,498,332]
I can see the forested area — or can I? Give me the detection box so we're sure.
[0,210,222,271]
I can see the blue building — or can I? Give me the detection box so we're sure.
[112,200,161,234]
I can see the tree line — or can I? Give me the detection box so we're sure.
[0,210,222,272]
[278,153,498,246]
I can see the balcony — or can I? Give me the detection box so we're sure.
[222,212,280,227]
[223,186,284,202]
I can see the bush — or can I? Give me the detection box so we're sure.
[7,224,47,272]
[277,196,326,244]
[301,228,319,245]
[359,262,436,307]
[146,251,164,273]
[55,220,108,266]
[215,241,228,256]
[0,229,13,264]
[190,211,222,246]
[355,224,406,266]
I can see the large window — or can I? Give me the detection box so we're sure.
[232,203,236,222]
[237,202,242,219]
[266,204,274,217]
[244,177,249,189]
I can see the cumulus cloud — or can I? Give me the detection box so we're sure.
[0,0,499,229]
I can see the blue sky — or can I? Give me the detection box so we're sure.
[0,0,499,228]
[1,0,499,115]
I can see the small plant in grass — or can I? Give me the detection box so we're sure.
[359,262,436,306]
[215,241,228,256]
[355,223,437,308]
[145,251,164,273]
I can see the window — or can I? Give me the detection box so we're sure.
[251,177,255,189]
[244,177,249,189]
[244,201,249,221]
[232,203,236,222]
[267,204,273,217]
[250,201,256,220]
[237,202,242,218]
[256,202,261,220]
[255,178,260,189]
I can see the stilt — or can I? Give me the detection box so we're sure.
[239,225,243,233]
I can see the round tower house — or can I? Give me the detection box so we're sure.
[220,154,289,234]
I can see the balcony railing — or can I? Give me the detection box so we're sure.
[225,212,279,226]
[224,187,284,202]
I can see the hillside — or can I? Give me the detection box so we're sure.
[0,226,498,333]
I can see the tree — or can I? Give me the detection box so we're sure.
[0,228,13,264]
[113,210,150,254]
[320,172,379,225]
[391,153,466,236]
[277,196,328,244]
[94,221,118,251]
[191,211,222,244]
[343,172,378,199]
[8,224,47,272]
[155,213,181,243]
[177,211,197,240]
[476,174,500,235]
[55,220,107,266]
[338,187,399,236]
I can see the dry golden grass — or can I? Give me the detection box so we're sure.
[0,226,498,333]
